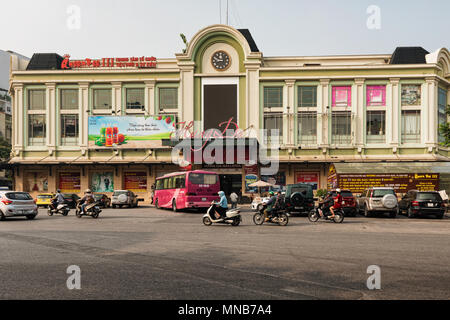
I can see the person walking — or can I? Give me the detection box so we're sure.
[230,191,239,209]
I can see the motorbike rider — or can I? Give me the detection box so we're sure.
[215,191,228,219]
[329,188,343,219]
[79,189,95,214]
[264,191,278,222]
[50,189,65,211]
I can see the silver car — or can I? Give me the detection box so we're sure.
[111,190,139,208]
[0,191,38,220]
[357,187,399,218]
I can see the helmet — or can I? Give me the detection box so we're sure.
[269,191,275,196]
[336,188,341,193]
[218,191,225,197]
[85,189,92,194]
[57,189,61,193]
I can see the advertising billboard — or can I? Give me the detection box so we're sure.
[91,172,114,193]
[59,172,81,193]
[88,116,176,149]
[124,172,147,193]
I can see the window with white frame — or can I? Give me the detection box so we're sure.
[264,112,283,145]
[366,111,386,144]
[366,85,386,106]
[126,88,145,110]
[298,86,317,108]
[298,112,317,145]
[60,89,78,110]
[28,114,46,146]
[332,86,351,107]
[401,110,421,143]
[93,88,112,110]
[438,88,447,144]
[159,87,178,110]
[264,87,283,108]
[331,111,352,144]
[27,89,46,146]
[60,114,79,146]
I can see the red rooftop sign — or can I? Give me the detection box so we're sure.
[61,55,157,69]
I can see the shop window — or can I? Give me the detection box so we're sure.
[264,86,283,108]
[298,112,317,145]
[401,84,421,106]
[28,114,46,145]
[61,114,79,146]
[331,111,352,144]
[91,172,114,193]
[438,88,447,144]
[332,86,351,107]
[123,172,147,193]
[298,86,317,108]
[263,112,283,145]
[366,111,386,144]
[401,110,421,143]
[159,88,178,110]
[93,89,112,110]
[366,85,386,106]
[59,172,81,193]
[28,89,46,110]
[60,89,79,110]
[126,88,145,110]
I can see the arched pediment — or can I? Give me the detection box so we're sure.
[426,48,450,78]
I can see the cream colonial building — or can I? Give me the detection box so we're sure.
[8,25,450,201]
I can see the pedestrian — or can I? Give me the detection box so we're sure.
[230,191,238,209]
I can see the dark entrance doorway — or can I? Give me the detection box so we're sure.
[204,84,237,131]
[219,174,242,197]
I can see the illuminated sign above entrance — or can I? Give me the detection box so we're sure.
[61,55,157,69]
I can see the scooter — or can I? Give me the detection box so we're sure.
[253,204,289,226]
[308,206,344,223]
[203,202,242,226]
[75,201,102,219]
[47,202,70,217]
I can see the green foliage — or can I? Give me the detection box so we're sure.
[180,33,188,53]
[316,189,328,199]
[0,136,11,161]
[439,106,450,147]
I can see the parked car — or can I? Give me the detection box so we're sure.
[329,189,357,217]
[0,191,38,220]
[398,190,446,219]
[62,193,80,209]
[284,183,315,215]
[356,187,399,218]
[93,194,111,208]
[251,196,270,211]
[112,190,139,208]
[36,193,54,208]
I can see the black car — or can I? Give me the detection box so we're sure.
[284,183,315,215]
[62,193,81,209]
[93,194,111,208]
[399,190,445,219]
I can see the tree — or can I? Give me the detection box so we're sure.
[439,106,450,147]
[0,137,11,161]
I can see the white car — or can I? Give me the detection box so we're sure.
[251,197,270,211]
[0,191,38,220]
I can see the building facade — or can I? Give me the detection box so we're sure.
[8,25,450,201]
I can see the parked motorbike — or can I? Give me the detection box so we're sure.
[253,204,289,226]
[75,201,102,219]
[203,202,241,226]
[47,202,70,216]
[308,206,344,223]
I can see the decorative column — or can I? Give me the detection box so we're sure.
[79,82,90,150]
[285,80,296,146]
[318,79,330,147]
[425,77,438,146]
[354,78,365,147]
[144,80,156,116]
[178,62,195,128]
[389,78,400,147]
[112,82,122,115]
[12,83,24,155]
[46,83,56,153]
[245,60,261,140]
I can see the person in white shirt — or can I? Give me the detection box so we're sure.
[230,192,239,209]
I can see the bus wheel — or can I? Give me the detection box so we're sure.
[155,199,159,209]
[172,200,178,212]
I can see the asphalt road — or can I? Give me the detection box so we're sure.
[0,206,449,300]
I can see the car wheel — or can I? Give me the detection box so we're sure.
[389,211,397,219]
[172,200,178,212]
[364,205,371,217]
[407,207,415,219]
[436,213,444,219]
[26,215,36,220]
[155,199,160,209]
[119,205,123,209]
[112,204,116,209]
[0,211,5,221]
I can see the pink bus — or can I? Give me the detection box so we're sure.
[153,170,220,211]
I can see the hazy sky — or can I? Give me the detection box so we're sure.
[1,0,449,59]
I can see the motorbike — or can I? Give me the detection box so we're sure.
[308,205,345,223]
[75,200,102,219]
[253,204,289,226]
[47,202,70,217]
[203,202,241,226]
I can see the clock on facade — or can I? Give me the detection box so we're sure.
[211,51,231,71]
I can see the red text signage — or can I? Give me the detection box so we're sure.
[61,55,157,69]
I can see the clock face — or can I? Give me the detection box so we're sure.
[211,51,231,71]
